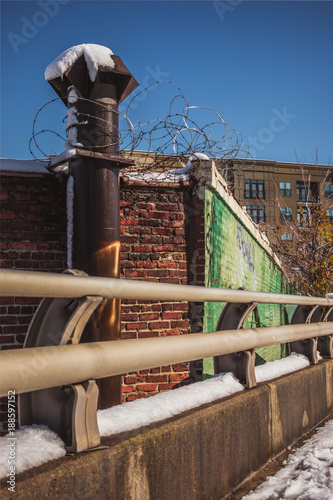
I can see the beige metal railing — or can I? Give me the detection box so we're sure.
[0,269,332,453]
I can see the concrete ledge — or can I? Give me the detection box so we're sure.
[1,360,332,499]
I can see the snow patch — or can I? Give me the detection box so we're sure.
[97,372,243,437]
[45,44,115,82]
[244,419,333,500]
[0,425,65,479]
[0,158,49,174]
[255,353,310,383]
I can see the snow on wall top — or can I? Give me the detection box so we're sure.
[45,44,115,83]
[0,158,50,174]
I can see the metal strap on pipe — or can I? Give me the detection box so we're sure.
[1,322,332,397]
[0,269,331,307]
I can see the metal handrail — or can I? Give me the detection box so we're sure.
[0,269,332,306]
[0,321,332,397]
[1,268,332,453]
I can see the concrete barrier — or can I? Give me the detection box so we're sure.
[1,360,332,499]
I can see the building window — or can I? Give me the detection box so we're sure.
[244,180,265,199]
[297,208,308,227]
[281,233,293,241]
[325,184,333,199]
[279,182,291,197]
[326,209,333,223]
[280,207,292,222]
[246,205,265,223]
[296,181,318,203]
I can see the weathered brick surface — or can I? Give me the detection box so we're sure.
[0,174,196,430]
[119,184,193,402]
[0,174,67,352]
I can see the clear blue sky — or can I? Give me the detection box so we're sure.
[1,0,332,164]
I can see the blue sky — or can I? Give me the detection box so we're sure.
[1,0,332,164]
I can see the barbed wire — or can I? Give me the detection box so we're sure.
[29,81,253,180]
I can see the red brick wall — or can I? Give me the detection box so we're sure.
[119,183,193,401]
[0,172,204,431]
[0,173,68,349]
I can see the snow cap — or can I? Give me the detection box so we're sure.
[45,44,115,82]
[189,152,210,162]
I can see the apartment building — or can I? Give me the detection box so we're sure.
[220,159,333,241]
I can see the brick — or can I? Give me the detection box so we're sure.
[161,312,182,320]
[124,376,145,384]
[0,335,15,343]
[139,313,160,321]
[125,322,147,330]
[161,329,182,336]
[137,384,158,392]
[122,385,135,393]
[0,298,14,306]
[126,394,147,401]
[149,211,169,219]
[122,313,139,321]
[0,212,16,220]
[15,298,40,305]
[3,326,27,334]
[8,306,20,314]
[123,270,147,278]
[146,375,168,383]
[136,262,157,269]
[169,373,190,382]
[120,218,140,226]
[148,321,169,330]
[11,242,35,250]
[138,331,159,338]
[172,363,189,372]
[121,332,137,339]
[158,382,179,391]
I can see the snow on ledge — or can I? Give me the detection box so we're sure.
[0,354,313,478]
[97,372,243,437]
[45,44,115,82]
[0,425,65,480]
[255,353,310,383]
[0,158,50,174]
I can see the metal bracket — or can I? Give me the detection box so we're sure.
[290,304,321,364]
[19,269,103,452]
[214,296,257,388]
[318,306,333,359]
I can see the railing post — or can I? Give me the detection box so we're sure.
[318,306,333,358]
[290,304,322,363]
[19,270,103,452]
[213,292,257,388]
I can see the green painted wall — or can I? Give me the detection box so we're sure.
[203,185,288,378]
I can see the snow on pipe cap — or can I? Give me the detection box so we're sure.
[45,44,138,105]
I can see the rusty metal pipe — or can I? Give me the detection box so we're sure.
[0,269,332,307]
[0,321,332,398]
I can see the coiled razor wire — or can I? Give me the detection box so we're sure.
[29,81,253,181]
